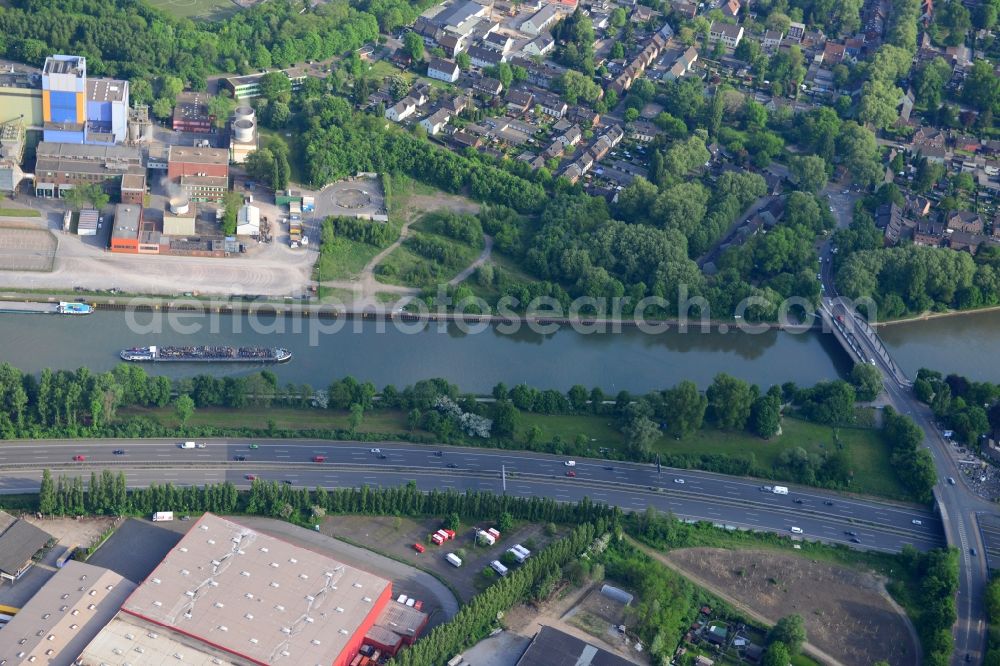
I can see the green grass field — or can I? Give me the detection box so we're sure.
[145,0,240,21]
[315,237,383,281]
[0,208,41,217]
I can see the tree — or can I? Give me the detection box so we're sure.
[456,52,471,70]
[750,394,782,438]
[762,641,791,666]
[621,412,660,457]
[497,511,514,532]
[661,381,707,438]
[404,31,424,61]
[207,92,236,129]
[220,190,243,236]
[768,615,806,654]
[349,403,364,432]
[39,469,56,515]
[963,60,1000,113]
[859,78,903,129]
[850,362,883,401]
[706,374,755,430]
[837,121,882,187]
[244,147,275,185]
[259,72,292,104]
[444,512,461,530]
[788,155,828,193]
[610,6,627,27]
[174,394,195,426]
[557,70,602,105]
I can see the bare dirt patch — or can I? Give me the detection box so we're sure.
[24,515,115,549]
[666,547,918,666]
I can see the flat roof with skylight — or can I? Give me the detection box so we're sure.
[120,513,391,665]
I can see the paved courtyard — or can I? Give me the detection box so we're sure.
[314,174,387,221]
[0,226,57,272]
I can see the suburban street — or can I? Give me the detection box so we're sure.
[0,438,943,555]
[820,190,990,664]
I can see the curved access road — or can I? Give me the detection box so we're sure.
[0,438,943,555]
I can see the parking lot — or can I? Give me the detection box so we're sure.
[0,226,57,272]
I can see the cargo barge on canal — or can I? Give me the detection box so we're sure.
[0,301,94,315]
[120,345,292,363]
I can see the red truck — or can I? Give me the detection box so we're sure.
[413,543,425,553]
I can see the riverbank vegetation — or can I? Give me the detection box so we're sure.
[0,361,930,501]
[912,368,997,446]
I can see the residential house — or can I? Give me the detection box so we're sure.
[535,92,568,118]
[663,45,699,81]
[913,220,945,246]
[786,21,806,42]
[385,97,418,121]
[427,57,461,83]
[721,0,741,18]
[438,34,467,58]
[822,41,847,65]
[672,2,698,19]
[483,31,514,53]
[569,106,600,126]
[763,30,783,49]
[945,210,984,234]
[443,95,471,114]
[562,163,583,184]
[558,125,583,147]
[708,22,744,48]
[522,33,556,57]
[468,45,505,69]
[898,89,916,123]
[589,134,614,160]
[420,109,452,135]
[521,4,562,36]
[629,119,662,143]
[948,230,990,254]
[451,130,482,149]
[631,5,659,22]
[904,193,932,217]
[473,76,504,96]
[506,89,535,114]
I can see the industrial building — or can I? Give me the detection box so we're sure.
[0,120,27,193]
[0,512,51,584]
[220,68,309,100]
[33,141,144,198]
[172,91,213,133]
[86,78,130,143]
[0,560,135,666]
[229,104,259,164]
[109,203,162,254]
[119,173,146,205]
[76,208,99,236]
[515,626,637,666]
[167,145,230,202]
[40,55,129,145]
[79,514,398,666]
[163,197,197,236]
[236,203,260,236]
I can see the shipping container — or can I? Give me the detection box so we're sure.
[302,196,315,212]
[152,511,174,522]
[477,530,496,546]
[487,528,501,540]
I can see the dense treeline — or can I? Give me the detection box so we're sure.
[0,0,421,85]
[881,407,938,502]
[322,215,396,248]
[892,545,960,666]
[914,369,997,445]
[985,577,1000,666]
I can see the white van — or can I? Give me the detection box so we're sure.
[565,460,576,467]
[790,526,803,534]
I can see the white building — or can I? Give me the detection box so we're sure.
[385,97,418,121]
[420,109,453,135]
[521,4,563,36]
[427,57,461,83]
[522,33,555,56]
[708,22,744,48]
[236,203,260,236]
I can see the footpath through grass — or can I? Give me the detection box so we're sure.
[119,405,905,499]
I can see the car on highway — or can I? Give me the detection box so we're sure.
[433,451,443,456]
[249,444,259,449]
[673,478,685,484]
[793,498,804,504]
[73,455,85,461]
[948,477,956,485]
[565,460,576,467]
[912,519,923,525]
[604,466,615,471]
[845,530,858,536]
[970,548,977,556]
[446,463,458,468]
[282,479,293,485]
[824,500,834,506]
[565,470,576,477]
[113,449,125,455]
[233,455,246,461]
[312,455,326,463]
[246,474,257,481]
[850,537,861,543]
[370,448,381,454]
[790,526,803,534]
[377,454,387,459]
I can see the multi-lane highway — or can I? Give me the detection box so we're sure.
[820,192,990,664]
[0,438,943,553]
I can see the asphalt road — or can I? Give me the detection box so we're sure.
[820,189,989,664]
[0,438,943,555]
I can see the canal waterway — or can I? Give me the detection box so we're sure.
[878,309,1000,383]
[0,311,855,393]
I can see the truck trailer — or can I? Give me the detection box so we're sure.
[446,553,462,567]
